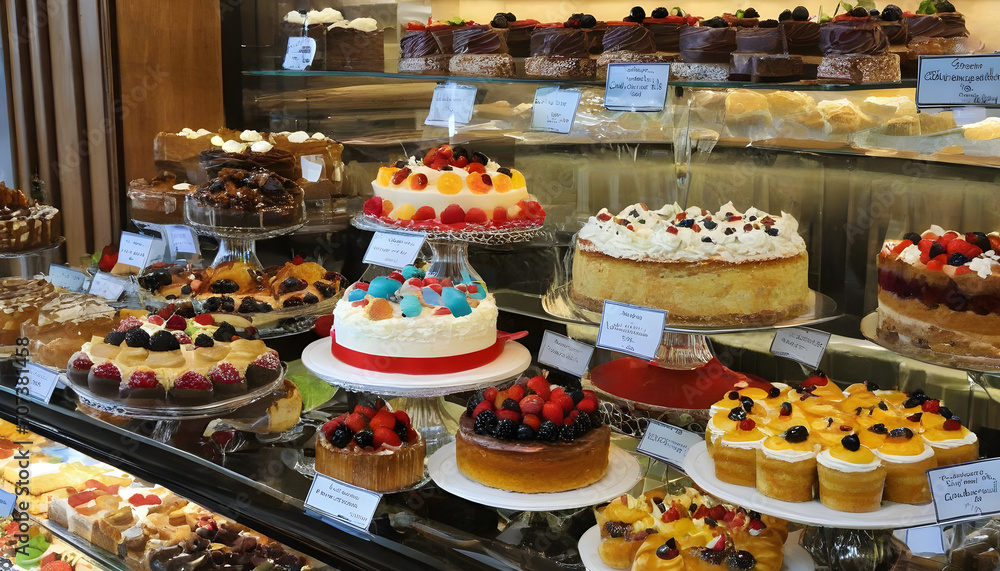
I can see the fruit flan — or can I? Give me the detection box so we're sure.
[316,402,425,492]
[571,202,809,326]
[362,144,545,231]
[0,181,61,252]
[454,377,610,493]
[877,226,1000,359]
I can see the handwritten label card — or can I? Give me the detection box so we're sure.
[88,271,127,301]
[538,331,594,377]
[425,83,477,128]
[362,231,426,269]
[604,63,670,112]
[283,36,317,71]
[47,264,88,292]
[25,362,60,403]
[530,87,582,134]
[637,420,703,468]
[304,473,381,530]
[928,458,1000,524]
[0,489,15,518]
[118,232,154,269]
[596,301,667,361]
[916,55,1000,108]
[165,225,200,256]
[770,327,830,369]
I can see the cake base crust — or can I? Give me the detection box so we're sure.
[448,54,515,78]
[817,53,901,83]
[524,56,596,79]
[817,464,885,513]
[755,452,817,502]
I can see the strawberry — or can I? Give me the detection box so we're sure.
[542,402,564,424]
[165,315,187,330]
[927,258,945,271]
[891,240,911,254]
[387,271,405,283]
[519,394,544,416]
[345,412,368,433]
[662,506,680,523]
[483,387,499,403]
[406,277,423,288]
[576,396,598,414]
[526,376,550,400]
[506,384,525,402]
[362,196,383,217]
[412,206,436,221]
[708,505,727,521]
[354,281,370,291]
[373,426,402,448]
[97,244,118,272]
[522,413,541,431]
[554,393,575,413]
[351,299,369,308]
[393,410,411,426]
[693,505,711,519]
[939,231,959,245]
[439,278,454,288]
[194,313,214,326]
[370,410,397,430]
[422,276,438,285]
[440,204,466,225]
[354,405,377,419]
[472,400,494,419]
[496,409,521,423]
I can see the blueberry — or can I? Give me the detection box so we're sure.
[628,6,646,22]
[765,227,779,236]
[503,12,516,21]
[881,4,903,20]
[869,9,880,17]
[948,253,971,266]
[743,7,759,18]
[579,14,598,28]
[791,6,810,20]
[784,425,809,443]
[517,424,536,440]
[702,16,729,28]
[501,398,520,413]
[330,424,353,448]
[939,406,953,419]
[929,242,946,258]
[741,396,754,412]
[703,220,718,230]
[869,423,888,434]
[728,551,757,571]
[238,298,258,313]
[677,218,695,228]
[768,387,781,398]
[903,232,922,243]
[728,407,747,421]
[866,380,881,390]
[842,433,861,451]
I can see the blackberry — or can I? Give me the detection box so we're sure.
[791,6,809,20]
[889,427,914,439]
[743,8,759,18]
[210,279,240,294]
[149,330,181,352]
[104,330,127,346]
[605,521,628,538]
[537,420,560,442]
[180,285,192,295]
[784,425,809,443]
[869,9,880,17]
[474,410,498,435]
[493,418,518,440]
[354,429,374,449]
[238,298,259,313]
[203,297,221,312]
[928,242,946,258]
[330,424,354,448]
[517,424,536,441]
[559,424,576,442]
[939,406,953,419]
[574,412,592,437]
[125,327,151,348]
[728,551,757,571]
[569,390,584,404]
[220,297,236,312]
[214,322,237,342]
[503,12,516,21]
[490,14,509,28]
[501,398,521,413]
[903,232,922,243]
[194,334,215,348]
[303,292,319,305]
[395,422,409,443]
[702,236,714,243]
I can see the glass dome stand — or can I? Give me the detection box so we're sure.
[184,197,307,270]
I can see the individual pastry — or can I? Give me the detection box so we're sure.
[722,7,761,27]
[20,293,117,369]
[817,7,900,83]
[490,12,537,57]
[268,130,344,200]
[713,414,765,487]
[525,19,597,79]
[816,434,885,512]
[755,425,819,502]
[153,127,216,183]
[127,173,195,225]
[730,20,803,82]
[448,23,514,77]
[597,18,665,78]
[673,16,736,80]
[326,17,384,72]
[398,20,451,74]
[874,426,935,504]
[643,7,700,54]
[922,411,980,465]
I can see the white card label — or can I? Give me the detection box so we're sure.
[283,36,317,71]
[596,301,667,361]
[47,264,88,292]
[301,154,325,182]
[905,525,945,556]
[538,330,594,377]
[425,83,477,128]
[0,489,15,518]
[770,327,830,369]
[604,63,670,112]
[118,231,154,269]
[530,87,582,134]
[88,271,127,301]
[25,362,59,403]
[304,473,381,530]
[636,419,703,468]
[916,55,1000,108]
[362,231,426,269]
[928,458,1000,524]
[165,225,200,256]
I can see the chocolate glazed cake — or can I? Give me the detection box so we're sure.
[731,20,803,82]
[448,24,514,77]
[597,19,667,78]
[817,12,900,83]
[525,23,596,79]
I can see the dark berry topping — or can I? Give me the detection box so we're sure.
[866,380,881,391]
[330,424,354,448]
[869,9,880,17]
[869,423,888,434]
[878,401,889,411]
[849,6,870,17]
[791,5,810,20]
[104,330,127,346]
[779,9,793,21]
[936,0,955,13]
[471,151,489,165]
[517,424,536,440]
[491,14,509,28]
[880,4,903,20]
[768,387,781,398]
[727,390,740,400]
[124,327,151,348]
[903,232,922,243]
[628,6,646,22]
[605,521,628,538]
[948,253,971,266]
[651,7,669,18]
[743,8,760,18]
[939,406,953,419]
[702,16,729,28]
[537,420,559,442]
[579,14,598,28]
[841,433,861,452]
[504,12,516,21]
[213,322,237,342]
[759,19,779,27]
[728,407,748,421]
[676,218,695,228]
[728,551,757,571]
[703,219,718,230]
[149,330,181,352]
[702,236,714,243]
[194,333,214,348]
[501,398,521,413]
[779,402,792,416]
[784,425,809,443]
[889,427,914,439]
[354,429,374,449]
[765,227,779,237]
[740,396,754,412]
[474,410,498,435]
[704,516,718,527]
[493,418,518,440]
[210,279,240,294]
[559,424,576,442]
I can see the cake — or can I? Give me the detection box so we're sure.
[876,226,1000,359]
[198,133,297,182]
[268,130,344,200]
[596,20,663,78]
[188,167,305,229]
[0,181,60,252]
[755,425,820,502]
[713,415,765,486]
[524,21,597,79]
[571,202,809,326]
[875,4,910,47]
[674,17,736,80]
[398,22,450,74]
[455,376,611,493]
[643,8,699,54]
[816,434,886,513]
[361,144,545,231]
[722,7,761,28]
[153,127,216,183]
[904,0,979,57]
[874,427,935,504]
[817,10,901,83]
[779,6,821,55]
[332,265,502,374]
[490,12,538,57]
[731,20,803,82]
[20,293,118,369]
[0,278,61,345]
[127,173,195,225]
[326,17,384,72]
[316,401,425,492]
[280,8,344,70]
[448,24,514,77]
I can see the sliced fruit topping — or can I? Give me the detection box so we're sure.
[436,172,463,195]
[391,167,411,186]
[376,167,398,186]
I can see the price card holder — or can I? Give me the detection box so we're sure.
[928,458,1000,524]
[770,327,830,369]
[904,526,945,556]
[538,330,594,377]
[301,154,325,182]
[0,489,15,518]
[47,264,88,292]
[165,225,200,257]
[304,473,381,531]
[283,36,317,71]
[88,271,128,301]
[596,301,667,361]
[362,231,426,269]
[425,83,477,129]
[916,54,1000,108]
[636,419,703,468]
[24,362,60,404]
[530,87,583,134]
[604,63,670,112]
[117,231,155,270]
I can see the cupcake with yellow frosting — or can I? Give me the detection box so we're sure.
[921,412,979,466]
[874,427,936,504]
[705,406,746,457]
[756,425,820,502]
[714,414,766,487]
[816,433,886,513]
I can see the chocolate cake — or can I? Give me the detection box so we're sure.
[525,23,596,78]
[189,168,305,229]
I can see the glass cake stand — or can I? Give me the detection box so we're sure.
[0,237,65,278]
[184,196,306,269]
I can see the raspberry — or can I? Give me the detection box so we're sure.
[116,316,143,332]
[174,371,211,390]
[519,394,544,416]
[373,427,402,448]
[541,402,564,425]
[492,207,507,224]
[251,352,280,370]
[209,362,242,384]
[127,370,159,389]
[71,353,93,371]
[194,314,215,326]
[739,419,756,431]
[91,362,122,381]
[526,376,550,399]
[173,332,192,344]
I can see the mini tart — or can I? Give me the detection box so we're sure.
[921,424,979,466]
[755,432,819,502]
[713,424,765,487]
[816,443,885,513]
[455,416,610,493]
[315,431,425,493]
[874,437,935,504]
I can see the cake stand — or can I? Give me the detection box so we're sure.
[0,237,65,278]
[184,196,307,269]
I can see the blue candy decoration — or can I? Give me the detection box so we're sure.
[402,265,426,279]
[367,276,400,299]
[421,286,442,306]
[347,289,367,302]
[400,295,423,318]
[441,287,471,317]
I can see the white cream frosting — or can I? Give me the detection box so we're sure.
[329,17,378,32]
[719,434,765,450]
[577,202,807,264]
[287,131,310,144]
[210,135,225,147]
[239,130,263,142]
[221,140,247,154]
[311,132,326,140]
[886,227,1000,280]
[250,140,273,153]
[760,444,818,462]
[817,448,882,473]
[176,127,212,138]
[874,443,935,464]
[308,8,344,24]
[284,10,306,25]
[923,431,978,449]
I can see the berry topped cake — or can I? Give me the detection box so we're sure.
[571,202,809,326]
[455,376,611,493]
[876,226,1000,359]
[188,167,305,229]
[817,7,901,83]
[362,145,545,231]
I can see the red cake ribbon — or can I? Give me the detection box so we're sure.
[331,331,526,374]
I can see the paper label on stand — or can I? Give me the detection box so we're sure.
[301,154,325,182]
[530,87,582,134]
[596,301,667,361]
[165,225,200,256]
[118,232,154,269]
[425,83,477,128]
[362,232,425,269]
[304,473,381,530]
[637,420,703,468]
[24,362,59,403]
[0,489,15,518]
[770,327,830,369]
[916,54,1000,108]
[604,63,670,112]
[88,271,127,301]
[283,37,317,70]
[47,264,88,292]
[538,331,594,377]
[928,458,1000,524]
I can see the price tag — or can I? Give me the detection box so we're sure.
[928,458,1000,524]
[904,526,945,556]
[88,271,127,301]
[47,264,88,292]
[636,419,703,468]
[165,225,200,256]
[770,327,830,369]
[538,331,594,377]
[596,301,667,361]
[530,87,582,134]
[604,63,670,112]
[0,489,15,518]
[283,36,317,71]
[301,154,325,182]
[425,82,477,128]
[304,473,381,530]
[117,231,154,269]
[25,362,60,403]
[916,54,1000,108]
[362,231,426,269]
